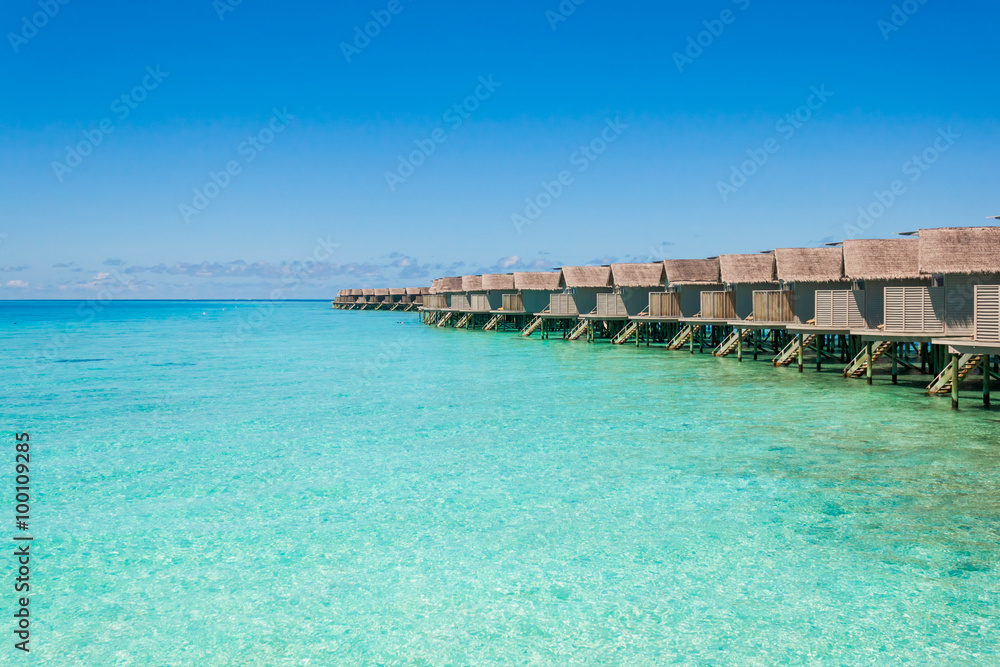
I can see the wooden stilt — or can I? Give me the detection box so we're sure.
[737,328,743,362]
[753,330,759,361]
[985,354,991,409]
[951,352,960,410]
[866,341,874,385]
[797,333,804,373]
[891,342,898,385]
[815,334,822,372]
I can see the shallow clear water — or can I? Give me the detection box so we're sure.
[3,301,1000,665]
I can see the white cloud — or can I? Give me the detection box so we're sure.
[6,280,29,288]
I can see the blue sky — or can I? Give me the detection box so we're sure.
[1,0,998,298]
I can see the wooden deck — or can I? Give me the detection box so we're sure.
[579,313,630,321]
[677,316,733,326]
[726,320,790,331]
[932,338,1000,355]
[853,329,940,343]
[630,315,681,323]
[786,324,853,336]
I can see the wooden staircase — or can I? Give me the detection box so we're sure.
[611,321,639,345]
[436,312,453,328]
[519,315,544,337]
[843,341,893,378]
[927,354,983,395]
[567,319,590,341]
[714,327,752,357]
[483,313,504,331]
[667,324,700,350]
[455,313,472,329]
[773,334,815,367]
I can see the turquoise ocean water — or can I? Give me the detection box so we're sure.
[3,301,1000,665]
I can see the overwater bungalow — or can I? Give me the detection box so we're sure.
[611,263,666,316]
[917,227,1000,408]
[423,280,448,310]
[405,287,423,307]
[423,277,465,326]
[550,265,613,317]
[711,252,782,359]
[448,275,488,329]
[841,238,927,330]
[537,266,613,340]
[462,275,487,311]
[511,271,564,336]
[661,258,725,318]
[342,289,359,308]
[719,252,778,320]
[449,276,477,312]
[478,273,518,331]
[360,288,375,309]
[840,238,944,383]
[772,246,850,369]
[572,263,665,344]
[438,277,465,315]
[847,229,1000,392]
[835,238,935,382]
[389,287,406,304]
[649,258,728,353]
[513,271,563,314]
[773,247,848,324]
[481,273,516,311]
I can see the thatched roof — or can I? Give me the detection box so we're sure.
[374,288,389,295]
[663,258,721,285]
[420,287,431,295]
[611,263,665,288]
[561,265,612,288]
[349,289,363,296]
[774,247,845,283]
[405,287,422,295]
[842,239,920,280]
[434,276,464,293]
[919,226,1000,275]
[462,275,483,291]
[389,288,406,295]
[362,288,375,296]
[514,271,562,291]
[481,273,515,290]
[719,253,776,284]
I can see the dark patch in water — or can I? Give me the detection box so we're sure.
[946,561,990,577]
[54,358,109,364]
[821,503,846,517]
